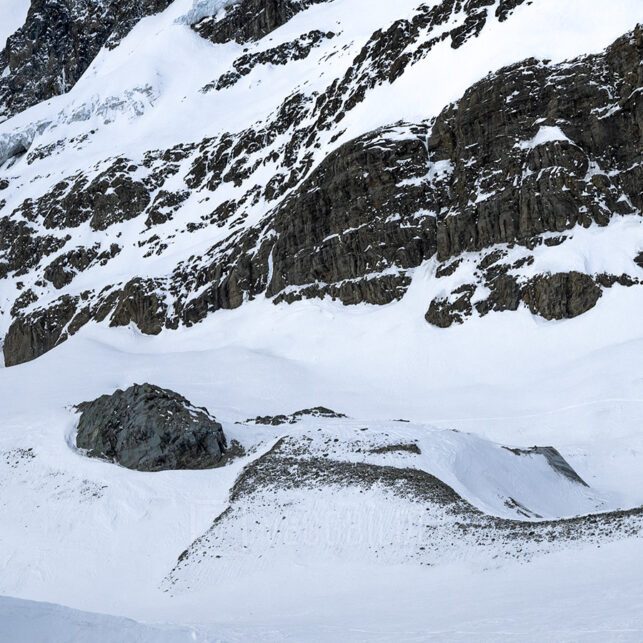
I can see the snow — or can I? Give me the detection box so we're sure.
[517,125,571,150]
[4,540,643,643]
[0,0,642,639]
[0,596,200,643]
[0,0,29,51]
[0,268,642,638]
[334,0,643,146]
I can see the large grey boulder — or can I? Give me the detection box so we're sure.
[75,384,227,472]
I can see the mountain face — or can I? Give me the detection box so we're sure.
[0,0,640,366]
[1,2,643,639]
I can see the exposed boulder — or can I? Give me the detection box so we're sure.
[75,384,227,472]
[522,272,602,321]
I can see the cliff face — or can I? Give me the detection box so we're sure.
[0,0,641,365]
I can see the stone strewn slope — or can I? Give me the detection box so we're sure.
[164,433,643,591]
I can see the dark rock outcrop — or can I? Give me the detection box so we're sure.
[429,26,643,261]
[75,384,227,472]
[203,30,335,92]
[108,277,170,335]
[3,295,77,367]
[426,271,605,327]
[247,406,347,426]
[425,285,476,328]
[264,125,437,304]
[2,15,641,364]
[0,216,67,278]
[193,0,327,45]
[522,272,602,321]
[16,158,151,231]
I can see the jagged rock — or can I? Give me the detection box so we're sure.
[10,289,38,316]
[425,267,634,327]
[475,274,522,317]
[75,384,227,472]
[430,26,643,261]
[247,406,347,425]
[522,272,602,320]
[594,273,639,288]
[312,0,529,131]
[145,190,190,228]
[203,30,335,92]
[3,295,78,367]
[109,278,171,335]
[193,0,327,45]
[0,216,67,279]
[264,125,436,303]
[425,285,476,328]
[2,15,642,364]
[43,246,100,289]
[15,159,151,231]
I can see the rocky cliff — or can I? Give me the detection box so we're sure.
[0,0,641,365]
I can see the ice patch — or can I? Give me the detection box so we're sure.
[517,125,571,150]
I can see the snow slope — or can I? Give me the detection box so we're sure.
[4,540,643,643]
[1,277,643,638]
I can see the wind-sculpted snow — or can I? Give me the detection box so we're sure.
[0,596,202,643]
